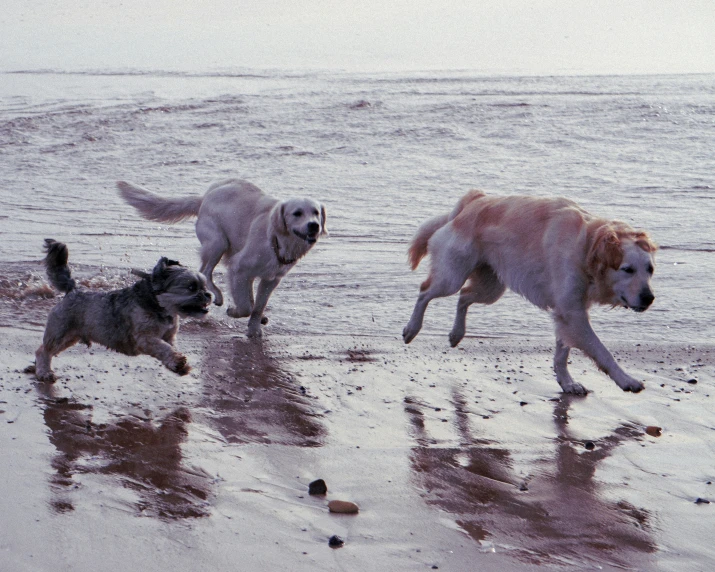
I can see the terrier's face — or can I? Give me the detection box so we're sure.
[151,258,213,317]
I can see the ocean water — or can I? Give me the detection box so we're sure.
[1,70,713,343]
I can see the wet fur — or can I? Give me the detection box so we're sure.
[118,179,327,337]
[29,239,212,382]
[403,191,657,395]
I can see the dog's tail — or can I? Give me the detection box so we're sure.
[117,181,203,223]
[407,190,486,270]
[407,214,450,270]
[43,239,76,293]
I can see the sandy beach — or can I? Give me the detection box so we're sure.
[1,68,714,570]
[1,259,713,571]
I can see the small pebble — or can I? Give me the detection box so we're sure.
[308,479,327,496]
[328,535,344,548]
[584,441,595,450]
[694,498,710,505]
[687,378,697,384]
[645,426,662,437]
[328,500,359,514]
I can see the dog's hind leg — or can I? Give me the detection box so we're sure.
[403,236,475,344]
[196,223,229,306]
[34,334,80,383]
[246,278,280,338]
[448,264,505,347]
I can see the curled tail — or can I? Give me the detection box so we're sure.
[43,239,76,293]
[117,181,203,223]
[407,214,450,270]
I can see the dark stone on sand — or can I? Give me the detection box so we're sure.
[645,426,662,437]
[584,441,595,450]
[309,479,327,495]
[328,535,344,548]
[687,378,698,384]
[260,316,269,325]
[519,483,529,491]
[694,498,710,504]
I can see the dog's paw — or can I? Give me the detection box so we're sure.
[246,326,263,338]
[448,330,464,348]
[618,377,645,393]
[36,371,58,383]
[402,325,418,344]
[227,306,250,319]
[562,382,589,396]
[170,355,191,376]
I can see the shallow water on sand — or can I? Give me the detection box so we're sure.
[1,70,714,342]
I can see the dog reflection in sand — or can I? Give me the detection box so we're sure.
[28,239,212,382]
[118,179,327,337]
[404,191,657,394]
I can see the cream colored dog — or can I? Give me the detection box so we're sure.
[118,179,327,337]
[403,190,657,394]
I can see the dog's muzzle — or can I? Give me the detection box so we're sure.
[294,224,320,244]
[622,289,655,313]
[181,292,213,315]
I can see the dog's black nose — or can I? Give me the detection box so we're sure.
[307,222,320,234]
[639,289,655,307]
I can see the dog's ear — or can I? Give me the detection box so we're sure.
[151,257,182,290]
[633,230,657,254]
[320,204,329,236]
[270,202,290,236]
[587,224,623,277]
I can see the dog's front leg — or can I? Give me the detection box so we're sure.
[227,269,255,319]
[553,311,644,393]
[553,340,588,395]
[246,278,280,337]
[138,338,190,375]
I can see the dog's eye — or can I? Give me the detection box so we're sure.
[189,283,197,292]
[312,209,319,216]
[620,266,635,274]
[293,210,303,217]
[647,264,654,275]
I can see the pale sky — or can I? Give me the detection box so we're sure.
[1,0,714,75]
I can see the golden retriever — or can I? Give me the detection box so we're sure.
[118,179,327,337]
[403,190,657,394]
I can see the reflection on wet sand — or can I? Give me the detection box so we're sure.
[406,392,655,568]
[199,337,325,446]
[38,385,211,519]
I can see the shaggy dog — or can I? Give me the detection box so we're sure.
[28,239,211,382]
[403,190,657,394]
[118,179,327,337]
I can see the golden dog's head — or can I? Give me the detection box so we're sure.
[588,223,657,312]
[271,198,328,244]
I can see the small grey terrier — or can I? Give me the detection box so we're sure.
[28,239,212,382]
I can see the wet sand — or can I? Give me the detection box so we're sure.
[1,263,713,571]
